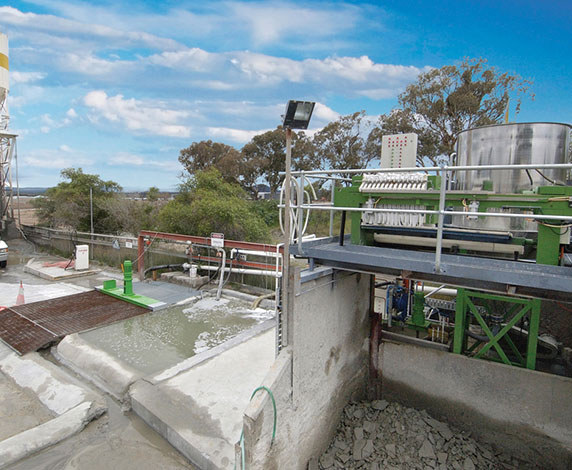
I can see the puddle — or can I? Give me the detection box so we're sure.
[80,295,274,375]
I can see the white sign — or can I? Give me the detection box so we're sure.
[125,241,133,249]
[211,232,224,248]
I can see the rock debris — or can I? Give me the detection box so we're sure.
[318,400,528,469]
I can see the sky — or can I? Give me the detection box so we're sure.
[1,0,571,191]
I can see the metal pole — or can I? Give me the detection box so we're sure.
[297,172,304,255]
[434,168,448,273]
[14,139,21,228]
[282,128,292,347]
[90,187,94,236]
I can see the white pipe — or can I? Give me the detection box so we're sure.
[200,265,281,278]
[422,285,457,297]
[216,248,226,301]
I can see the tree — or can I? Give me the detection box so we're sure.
[313,111,373,171]
[179,140,245,185]
[241,126,318,195]
[158,169,269,241]
[32,168,122,232]
[369,58,534,165]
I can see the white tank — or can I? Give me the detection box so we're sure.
[0,33,8,94]
[0,32,9,130]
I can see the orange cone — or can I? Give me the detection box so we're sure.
[16,281,25,305]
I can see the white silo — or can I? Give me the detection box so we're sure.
[0,32,8,130]
[0,31,16,231]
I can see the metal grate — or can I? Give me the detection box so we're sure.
[0,290,148,354]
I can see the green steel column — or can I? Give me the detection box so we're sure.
[526,298,541,370]
[453,288,467,354]
[411,291,425,327]
[536,223,561,265]
[123,260,134,296]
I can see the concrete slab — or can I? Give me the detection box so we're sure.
[0,341,107,468]
[23,258,99,281]
[0,281,90,308]
[131,328,276,470]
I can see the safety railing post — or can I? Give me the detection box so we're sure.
[297,172,304,255]
[434,167,448,273]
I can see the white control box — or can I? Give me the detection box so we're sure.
[75,244,89,270]
[381,133,418,169]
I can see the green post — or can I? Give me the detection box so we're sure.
[453,288,467,354]
[526,298,541,370]
[536,223,561,265]
[123,260,134,296]
[411,291,426,327]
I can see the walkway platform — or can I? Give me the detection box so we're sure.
[23,258,99,281]
[0,291,148,354]
[131,326,276,470]
[297,237,572,301]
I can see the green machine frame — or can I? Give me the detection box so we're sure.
[333,175,572,370]
[335,175,572,266]
[453,289,540,370]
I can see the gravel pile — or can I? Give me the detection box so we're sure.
[317,400,528,470]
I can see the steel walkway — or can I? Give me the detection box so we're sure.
[0,290,147,354]
[296,237,572,302]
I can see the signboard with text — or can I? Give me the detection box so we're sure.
[211,232,224,248]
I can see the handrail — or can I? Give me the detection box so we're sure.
[280,163,572,273]
[284,162,572,177]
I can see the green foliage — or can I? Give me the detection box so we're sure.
[369,58,534,165]
[158,169,270,242]
[32,168,122,233]
[313,111,372,171]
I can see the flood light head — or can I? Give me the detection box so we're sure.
[282,100,315,129]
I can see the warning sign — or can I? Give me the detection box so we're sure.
[211,232,224,248]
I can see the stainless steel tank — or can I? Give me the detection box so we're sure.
[452,122,572,233]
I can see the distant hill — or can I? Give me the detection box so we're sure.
[15,187,48,196]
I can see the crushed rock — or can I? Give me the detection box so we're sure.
[318,400,529,470]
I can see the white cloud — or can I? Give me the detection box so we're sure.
[0,6,182,51]
[109,152,181,171]
[206,127,270,144]
[10,71,46,84]
[83,90,191,138]
[312,103,340,123]
[227,1,360,46]
[21,148,91,169]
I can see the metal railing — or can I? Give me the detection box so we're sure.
[280,163,572,273]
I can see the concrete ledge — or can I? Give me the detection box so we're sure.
[131,328,276,470]
[55,334,141,402]
[24,258,99,281]
[0,401,106,469]
[0,342,107,468]
[0,345,102,415]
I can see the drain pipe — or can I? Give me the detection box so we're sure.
[368,275,381,400]
[216,247,226,301]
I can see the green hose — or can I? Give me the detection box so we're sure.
[235,385,277,469]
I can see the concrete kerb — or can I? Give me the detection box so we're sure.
[53,334,141,404]
[0,401,106,469]
[0,342,107,468]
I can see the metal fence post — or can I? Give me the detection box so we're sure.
[434,167,448,273]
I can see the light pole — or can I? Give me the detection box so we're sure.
[281,100,315,348]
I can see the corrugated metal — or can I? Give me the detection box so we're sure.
[0,291,147,354]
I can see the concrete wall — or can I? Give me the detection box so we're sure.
[380,340,572,469]
[242,267,371,469]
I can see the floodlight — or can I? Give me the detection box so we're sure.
[282,100,315,129]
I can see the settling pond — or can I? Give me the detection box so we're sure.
[80,295,274,375]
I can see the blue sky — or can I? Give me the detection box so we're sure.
[1,0,571,190]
